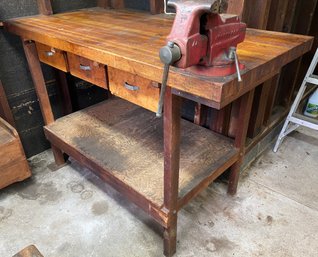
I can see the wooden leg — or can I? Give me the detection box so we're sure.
[52,145,66,166]
[163,87,181,257]
[209,105,231,135]
[22,39,65,166]
[55,70,72,115]
[228,89,255,195]
[164,215,178,257]
[194,103,207,126]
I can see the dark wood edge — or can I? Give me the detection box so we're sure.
[172,89,221,109]
[44,127,169,228]
[177,149,240,210]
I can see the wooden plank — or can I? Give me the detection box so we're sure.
[22,39,65,166]
[22,40,54,125]
[13,245,43,257]
[44,98,237,207]
[55,71,72,115]
[226,0,245,17]
[37,0,53,15]
[271,0,299,109]
[293,0,318,35]
[163,87,181,257]
[209,105,231,134]
[0,118,31,190]
[263,74,280,124]
[247,0,289,137]
[97,0,110,8]
[111,0,125,9]
[194,103,208,126]
[247,81,271,138]
[277,0,318,108]
[282,0,298,33]
[228,99,240,138]
[267,0,289,31]
[228,89,254,195]
[150,0,164,14]
[4,10,313,107]
[242,0,272,29]
[0,80,15,127]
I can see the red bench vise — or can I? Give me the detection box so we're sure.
[156,0,247,117]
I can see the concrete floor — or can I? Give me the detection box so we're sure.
[0,127,317,257]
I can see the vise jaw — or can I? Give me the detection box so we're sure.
[162,0,246,76]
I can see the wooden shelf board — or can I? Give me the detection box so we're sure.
[45,98,238,210]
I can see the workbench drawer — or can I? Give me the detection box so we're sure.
[36,42,69,72]
[108,67,160,112]
[67,53,108,89]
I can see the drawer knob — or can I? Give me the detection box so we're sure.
[80,64,91,71]
[45,51,55,57]
[124,82,139,91]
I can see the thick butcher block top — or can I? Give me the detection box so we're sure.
[4,8,313,108]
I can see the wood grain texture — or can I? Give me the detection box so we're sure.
[13,245,44,257]
[67,53,107,89]
[163,87,180,256]
[22,40,55,125]
[36,42,69,72]
[4,8,313,109]
[150,0,164,14]
[247,79,272,137]
[22,40,65,165]
[0,80,15,127]
[228,89,254,195]
[37,0,53,15]
[0,117,31,189]
[111,0,125,9]
[44,98,238,207]
[97,0,110,8]
[108,67,160,112]
[243,0,272,29]
[55,70,73,115]
[227,0,245,17]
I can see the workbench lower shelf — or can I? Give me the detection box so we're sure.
[44,98,239,225]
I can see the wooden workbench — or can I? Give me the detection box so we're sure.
[4,7,313,257]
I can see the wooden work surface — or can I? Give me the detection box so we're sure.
[4,7,313,108]
[44,98,239,209]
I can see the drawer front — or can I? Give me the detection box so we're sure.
[36,42,69,72]
[108,67,160,112]
[67,53,107,89]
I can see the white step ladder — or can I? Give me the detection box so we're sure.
[273,48,318,152]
